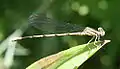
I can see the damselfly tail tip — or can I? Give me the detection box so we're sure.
[12,37,22,41]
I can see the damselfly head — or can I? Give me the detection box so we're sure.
[98,27,105,36]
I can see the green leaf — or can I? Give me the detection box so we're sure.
[26,40,110,69]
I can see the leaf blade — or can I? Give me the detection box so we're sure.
[26,40,110,69]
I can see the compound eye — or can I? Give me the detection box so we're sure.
[98,27,105,36]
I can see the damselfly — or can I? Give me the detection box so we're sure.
[13,13,105,44]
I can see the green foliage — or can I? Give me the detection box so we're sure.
[26,40,110,69]
[0,0,118,69]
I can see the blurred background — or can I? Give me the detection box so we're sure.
[0,0,119,69]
